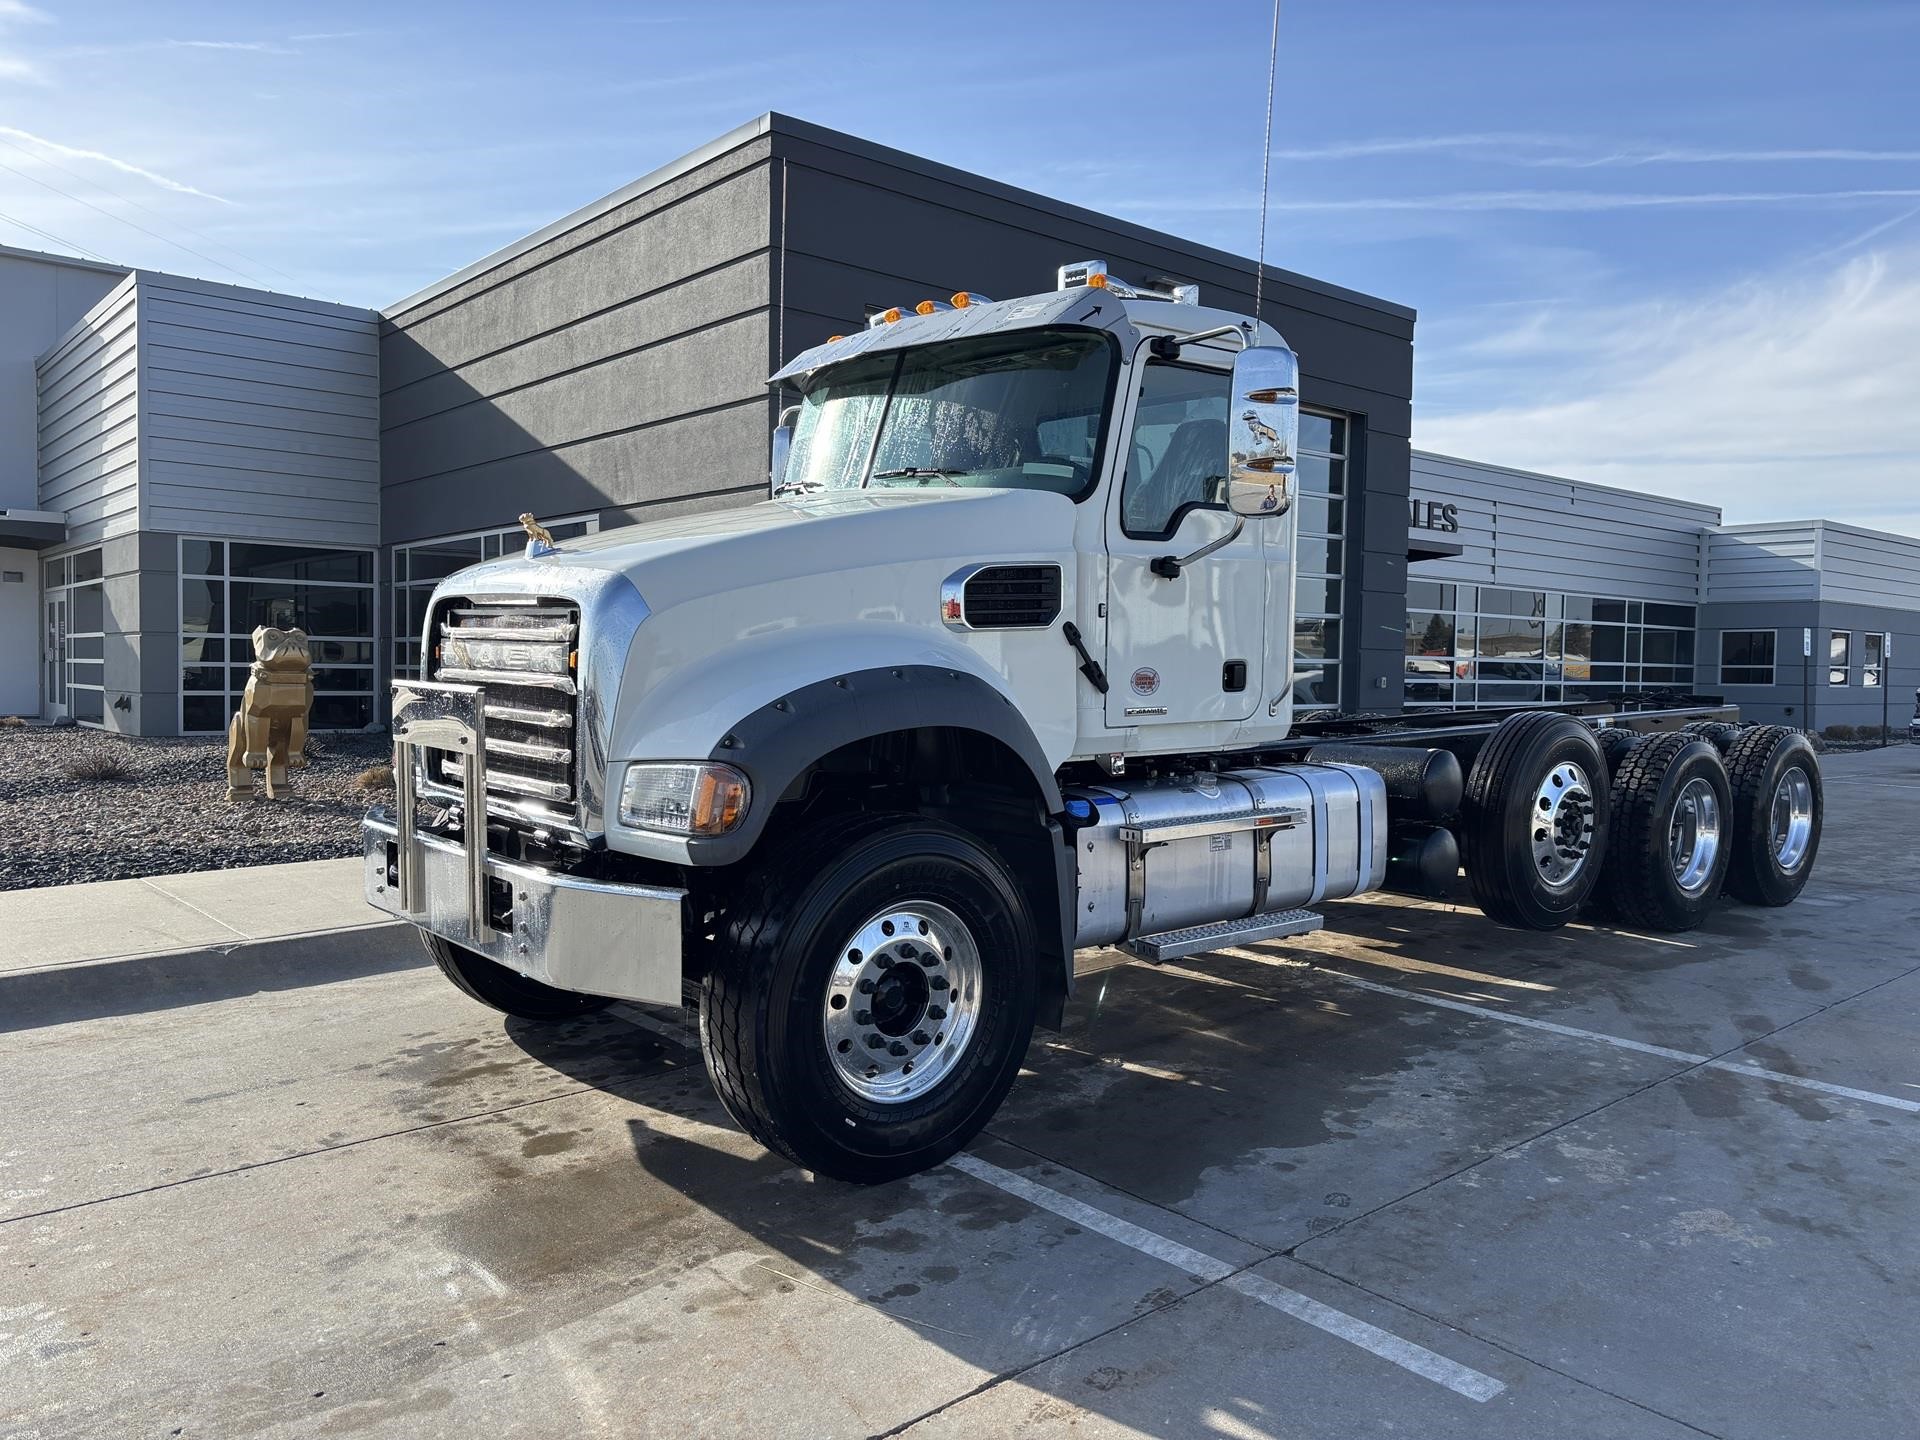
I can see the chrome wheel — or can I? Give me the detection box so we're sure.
[1770,766,1815,873]
[1531,760,1597,889]
[1668,775,1722,896]
[823,901,984,1105]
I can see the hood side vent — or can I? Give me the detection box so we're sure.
[961,564,1063,629]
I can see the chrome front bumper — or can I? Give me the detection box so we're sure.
[364,679,684,1006]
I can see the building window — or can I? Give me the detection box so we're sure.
[1403,580,1460,707]
[1829,630,1851,686]
[1719,630,1777,687]
[42,546,107,726]
[180,538,378,734]
[1864,632,1887,688]
[391,514,601,680]
[1404,586,1699,710]
[1292,411,1346,711]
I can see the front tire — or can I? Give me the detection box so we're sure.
[1723,726,1823,906]
[1461,712,1611,930]
[424,933,615,1020]
[699,813,1038,1184]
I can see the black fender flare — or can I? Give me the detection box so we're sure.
[695,664,1063,864]
[693,664,1074,1028]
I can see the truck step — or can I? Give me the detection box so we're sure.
[1119,909,1325,963]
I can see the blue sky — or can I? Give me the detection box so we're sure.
[3,0,1918,534]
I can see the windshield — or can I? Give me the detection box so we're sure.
[781,329,1114,496]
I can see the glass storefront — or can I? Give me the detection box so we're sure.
[1406,580,1697,709]
[1292,411,1346,712]
[179,539,378,733]
[390,514,600,679]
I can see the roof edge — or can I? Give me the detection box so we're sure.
[764,113,1416,325]
[381,114,775,319]
[0,240,128,278]
[1411,449,1724,521]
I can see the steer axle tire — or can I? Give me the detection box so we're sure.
[699,812,1038,1184]
[1722,726,1823,906]
[424,933,615,1020]
[1461,712,1611,931]
[1596,733,1732,932]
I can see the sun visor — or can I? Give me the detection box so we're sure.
[769,289,1140,385]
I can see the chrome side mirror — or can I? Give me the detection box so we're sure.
[1225,346,1299,519]
[769,404,799,496]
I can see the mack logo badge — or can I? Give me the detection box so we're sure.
[1130,667,1160,697]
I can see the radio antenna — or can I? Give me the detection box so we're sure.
[1254,0,1282,329]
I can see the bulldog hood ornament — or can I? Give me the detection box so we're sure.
[519,512,558,558]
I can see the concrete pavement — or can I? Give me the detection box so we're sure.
[3,744,1918,1438]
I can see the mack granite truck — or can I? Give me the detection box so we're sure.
[365,261,1825,1183]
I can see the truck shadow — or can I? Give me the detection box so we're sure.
[0,923,424,1034]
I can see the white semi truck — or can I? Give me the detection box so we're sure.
[365,262,1824,1183]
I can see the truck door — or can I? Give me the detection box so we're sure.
[1104,356,1265,729]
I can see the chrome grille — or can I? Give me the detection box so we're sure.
[432,599,579,823]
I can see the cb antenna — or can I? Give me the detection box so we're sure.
[1254,0,1282,330]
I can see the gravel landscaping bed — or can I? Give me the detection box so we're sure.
[0,726,392,891]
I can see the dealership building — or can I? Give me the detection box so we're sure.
[2,114,1915,738]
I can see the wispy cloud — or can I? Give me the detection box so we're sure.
[0,0,48,85]
[1415,247,1920,537]
[1122,187,1920,217]
[1272,134,1920,167]
[165,39,292,54]
[0,125,230,202]
[1273,188,1920,214]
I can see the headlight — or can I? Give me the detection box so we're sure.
[618,762,751,837]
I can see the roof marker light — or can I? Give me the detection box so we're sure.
[915,299,953,315]
[950,291,990,308]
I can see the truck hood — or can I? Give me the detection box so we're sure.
[442,487,1079,614]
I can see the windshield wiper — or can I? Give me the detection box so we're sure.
[871,467,968,485]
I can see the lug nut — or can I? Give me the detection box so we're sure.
[858,978,876,994]
[867,1034,886,1049]
[929,976,949,992]
[888,1041,909,1057]
[854,1009,872,1026]
[912,1030,930,1045]
[927,1005,946,1021]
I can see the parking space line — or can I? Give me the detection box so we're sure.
[1246,960,1920,1116]
[1706,1062,1920,1113]
[948,1153,1507,1403]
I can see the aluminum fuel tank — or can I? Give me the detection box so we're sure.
[1067,762,1387,948]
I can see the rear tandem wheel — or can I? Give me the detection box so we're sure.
[1460,711,1611,931]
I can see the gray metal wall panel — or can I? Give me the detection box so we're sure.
[135,276,381,546]
[1408,452,1713,604]
[1704,525,1821,603]
[1,248,126,510]
[1815,524,1920,608]
[382,399,767,544]
[36,279,141,545]
[379,142,777,546]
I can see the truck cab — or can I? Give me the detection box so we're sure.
[366,262,1825,1185]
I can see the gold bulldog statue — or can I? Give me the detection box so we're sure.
[225,625,315,801]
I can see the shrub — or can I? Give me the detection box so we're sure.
[1821,724,1856,742]
[0,714,25,728]
[352,764,395,791]
[63,752,133,782]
